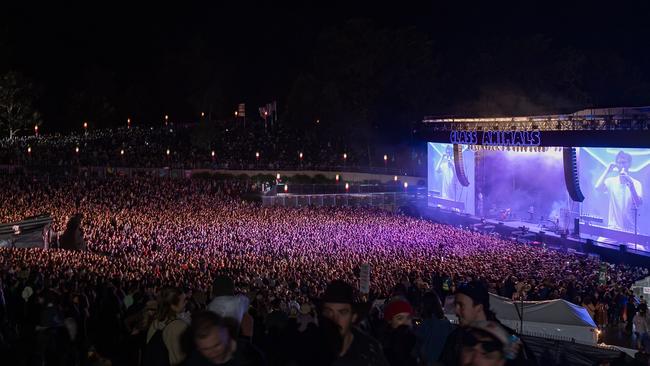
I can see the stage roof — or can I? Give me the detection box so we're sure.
[418,106,650,147]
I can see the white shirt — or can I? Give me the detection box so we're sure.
[207,295,250,324]
[439,158,456,200]
[604,175,643,231]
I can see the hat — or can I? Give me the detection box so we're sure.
[464,321,521,360]
[384,300,414,321]
[320,280,354,304]
[456,281,490,309]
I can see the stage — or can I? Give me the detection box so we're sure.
[418,203,650,266]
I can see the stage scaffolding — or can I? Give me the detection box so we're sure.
[422,108,650,132]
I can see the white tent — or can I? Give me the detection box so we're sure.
[444,294,598,345]
[631,275,650,299]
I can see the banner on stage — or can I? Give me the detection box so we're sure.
[450,130,541,147]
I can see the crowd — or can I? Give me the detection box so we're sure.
[0,124,424,175]
[0,174,647,365]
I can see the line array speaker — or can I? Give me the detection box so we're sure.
[453,144,471,187]
[563,147,585,202]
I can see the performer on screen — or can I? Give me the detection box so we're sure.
[595,151,643,232]
[436,145,457,200]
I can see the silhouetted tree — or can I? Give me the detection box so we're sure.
[0,71,41,138]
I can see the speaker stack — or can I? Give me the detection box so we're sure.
[562,147,585,202]
[453,144,471,187]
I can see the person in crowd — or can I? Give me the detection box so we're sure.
[457,320,523,366]
[296,303,317,333]
[318,280,389,366]
[208,275,252,339]
[582,296,596,320]
[145,287,190,366]
[595,298,608,328]
[380,299,418,366]
[633,303,650,352]
[627,295,638,335]
[439,281,536,366]
[416,292,453,366]
[183,310,265,366]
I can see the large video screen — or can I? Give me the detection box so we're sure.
[579,147,649,236]
[427,143,475,215]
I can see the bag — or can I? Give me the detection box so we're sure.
[143,321,176,366]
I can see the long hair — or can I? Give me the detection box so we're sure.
[422,292,445,320]
[156,287,183,322]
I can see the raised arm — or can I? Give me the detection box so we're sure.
[435,153,447,172]
[595,163,617,192]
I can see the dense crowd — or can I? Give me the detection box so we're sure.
[0,124,424,175]
[0,175,647,365]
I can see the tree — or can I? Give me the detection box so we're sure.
[0,71,41,138]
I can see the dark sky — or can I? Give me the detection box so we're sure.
[3,3,432,98]
[3,2,650,131]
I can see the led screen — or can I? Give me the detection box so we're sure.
[579,147,649,236]
[427,143,475,215]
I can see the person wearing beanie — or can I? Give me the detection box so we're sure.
[381,299,418,366]
[384,300,414,329]
[315,279,389,366]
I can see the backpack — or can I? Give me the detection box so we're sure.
[143,320,177,366]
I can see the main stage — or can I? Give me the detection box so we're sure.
[417,107,650,266]
[417,201,650,268]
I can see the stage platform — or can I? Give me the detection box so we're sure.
[417,204,650,266]
[482,217,650,253]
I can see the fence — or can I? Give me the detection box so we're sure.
[271,183,408,195]
[261,192,419,210]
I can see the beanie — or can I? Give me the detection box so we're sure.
[384,300,414,321]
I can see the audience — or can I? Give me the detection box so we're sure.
[0,174,647,365]
[0,125,423,175]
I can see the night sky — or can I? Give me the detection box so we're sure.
[3,2,650,135]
